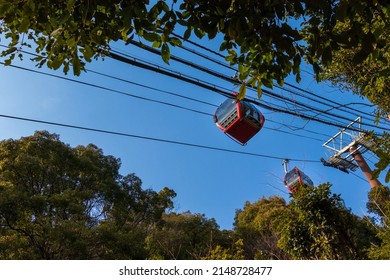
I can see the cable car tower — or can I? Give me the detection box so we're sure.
[321,117,381,188]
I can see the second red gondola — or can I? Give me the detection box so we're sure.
[283,167,314,192]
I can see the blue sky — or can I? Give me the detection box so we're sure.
[0,33,389,230]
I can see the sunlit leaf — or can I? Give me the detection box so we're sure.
[183,27,192,40]
[257,83,263,99]
[143,32,160,43]
[237,83,246,100]
[72,55,81,76]
[169,37,182,46]
[194,28,205,39]
[161,43,170,64]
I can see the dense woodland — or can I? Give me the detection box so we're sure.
[1,0,389,259]
[0,131,389,259]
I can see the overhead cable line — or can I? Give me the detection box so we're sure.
[86,68,217,107]
[4,46,288,115]
[0,113,321,163]
[128,41,385,130]
[265,119,333,138]
[171,35,387,124]
[86,68,326,141]
[171,32,224,58]
[0,62,211,117]
[109,50,339,121]
[0,62,326,142]
[80,55,334,138]
[112,46,303,114]
[107,50,385,134]
[0,45,217,108]
[8,47,324,137]
[1,44,378,133]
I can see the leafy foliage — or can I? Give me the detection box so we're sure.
[371,133,390,183]
[0,0,178,75]
[367,185,390,259]
[202,238,245,260]
[234,196,290,259]
[1,1,389,97]
[146,211,222,260]
[321,10,390,117]
[0,131,176,259]
[279,184,377,259]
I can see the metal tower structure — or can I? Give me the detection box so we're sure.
[321,117,381,188]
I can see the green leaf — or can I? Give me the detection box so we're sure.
[19,18,30,32]
[161,43,170,64]
[81,46,93,62]
[246,76,257,87]
[257,83,263,99]
[227,49,237,56]
[51,57,63,70]
[261,77,273,89]
[352,50,369,65]
[169,37,182,47]
[63,62,69,75]
[72,55,81,76]
[207,27,218,40]
[143,32,160,43]
[194,28,205,39]
[295,73,301,83]
[4,58,12,66]
[238,63,249,76]
[183,27,192,40]
[31,56,44,62]
[148,5,160,20]
[152,40,162,48]
[293,54,301,71]
[215,6,225,16]
[1,46,17,56]
[219,41,228,51]
[322,46,332,66]
[159,1,170,12]
[237,83,246,100]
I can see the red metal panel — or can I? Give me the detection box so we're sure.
[225,118,261,145]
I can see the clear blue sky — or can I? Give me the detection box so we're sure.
[0,33,388,230]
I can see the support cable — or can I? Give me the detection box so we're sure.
[0,113,321,162]
[108,51,386,134]
[127,41,384,129]
[170,35,387,124]
[1,62,326,142]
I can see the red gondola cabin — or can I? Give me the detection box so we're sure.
[283,167,314,192]
[214,96,265,145]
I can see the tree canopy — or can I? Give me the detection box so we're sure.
[234,184,378,260]
[321,8,390,118]
[1,0,389,99]
[0,131,389,259]
[366,185,390,259]
[279,184,377,259]
[0,131,176,259]
[234,196,290,259]
[147,211,223,259]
